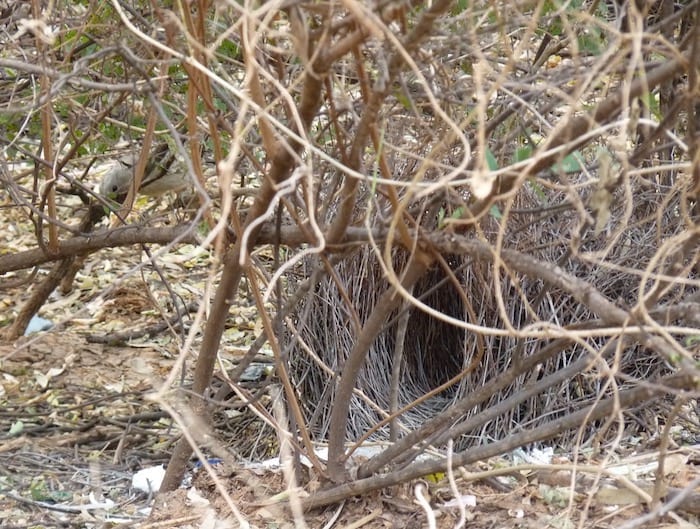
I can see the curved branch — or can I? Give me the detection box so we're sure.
[304,372,695,510]
[0,57,157,94]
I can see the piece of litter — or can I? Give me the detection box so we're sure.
[25,315,53,335]
[440,494,477,508]
[132,465,165,493]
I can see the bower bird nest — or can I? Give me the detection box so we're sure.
[293,251,474,440]
[289,241,686,451]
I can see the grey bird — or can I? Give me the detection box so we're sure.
[99,146,189,199]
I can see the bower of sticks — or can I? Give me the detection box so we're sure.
[286,150,698,457]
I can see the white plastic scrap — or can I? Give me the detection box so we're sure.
[512,446,554,465]
[132,464,166,493]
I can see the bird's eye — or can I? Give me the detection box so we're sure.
[111,184,119,192]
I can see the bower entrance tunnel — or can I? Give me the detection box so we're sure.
[399,260,469,394]
[288,235,682,451]
[291,249,482,444]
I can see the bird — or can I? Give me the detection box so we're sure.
[98,146,189,200]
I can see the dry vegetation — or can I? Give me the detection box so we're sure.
[1,0,699,527]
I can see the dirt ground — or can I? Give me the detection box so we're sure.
[1,326,698,529]
[0,235,699,529]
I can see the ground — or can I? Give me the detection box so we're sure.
[0,232,699,529]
